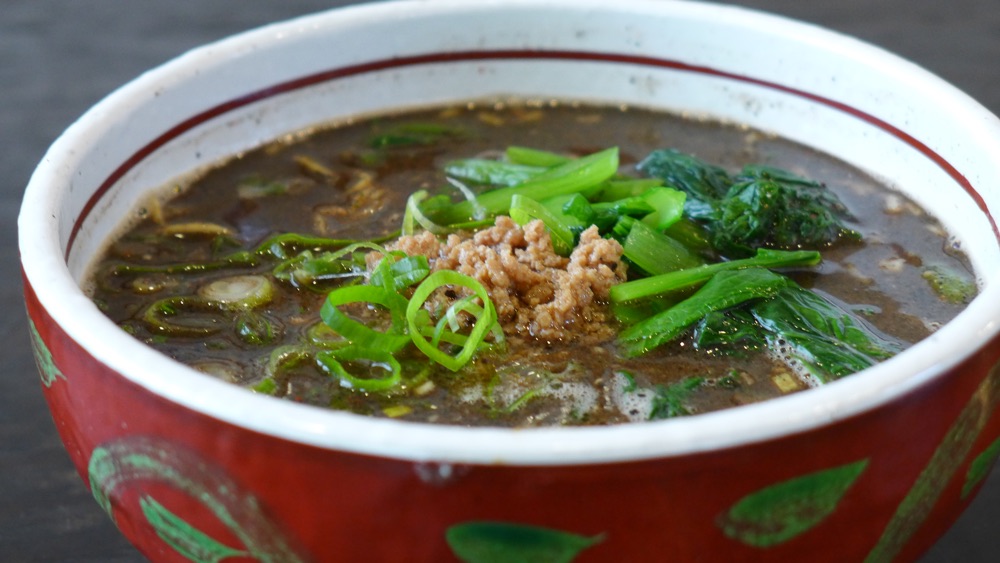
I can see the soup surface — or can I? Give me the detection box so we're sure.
[88,102,975,427]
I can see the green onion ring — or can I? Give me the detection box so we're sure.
[321,285,411,353]
[406,270,498,371]
[316,346,402,392]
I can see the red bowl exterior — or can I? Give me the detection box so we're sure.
[23,272,1000,563]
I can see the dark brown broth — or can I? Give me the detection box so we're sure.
[88,102,973,427]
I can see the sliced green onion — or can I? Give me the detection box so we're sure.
[159,222,235,237]
[142,296,223,337]
[370,251,399,296]
[321,285,411,353]
[256,233,397,260]
[406,270,499,371]
[445,177,488,221]
[369,254,431,292]
[403,190,452,235]
[197,275,274,309]
[266,344,313,378]
[252,378,278,395]
[305,322,350,349]
[112,251,259,276]
[272,241,387,286]
[272,250,365,287]
[316,346,402,391]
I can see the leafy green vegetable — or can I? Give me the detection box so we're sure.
[637,149,860,257]
[429,147,619,224]
[618,268,790,357]
[509,194,576,255]
[922,264,977,304]
[235,310,278,345]
[368,121,464,148]
[713,172,860,257]
[445,159,547,187]
[594,178,665,202]
[663,218,716,257]
[692,309,766,356]
[504,146,572,167]
[751,285,904,383]
[610,248,821,303]
[639,186,687,231]
[649,377,705,420]
[636,148,731,220]
[619,218,704,276]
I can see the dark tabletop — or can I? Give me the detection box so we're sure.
[3,1,999,561]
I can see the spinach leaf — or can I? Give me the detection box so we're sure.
[751,285,905,383]
[692,309,766,356]
[637,150,860,258]
[636,148,730,220]
[618,268,789,357]
[649,377,705,420]
[922,264,977,304]
[713,171,860,257]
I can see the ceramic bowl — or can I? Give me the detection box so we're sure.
[19,1,1000,561]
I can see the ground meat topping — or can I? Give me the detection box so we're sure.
[380,216,626,342]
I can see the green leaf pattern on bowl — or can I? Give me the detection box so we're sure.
[446,521,603,563]
[866,361,1000,563]
[79,365,1000,562]
[140,495,250,563]
[88,436,305,563]
[28,317,64,387]
[718,459,869,547]
[962,435,1000,499]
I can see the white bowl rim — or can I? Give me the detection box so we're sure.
[19,0,1000,465]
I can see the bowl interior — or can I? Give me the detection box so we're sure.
[20,0,1000,464]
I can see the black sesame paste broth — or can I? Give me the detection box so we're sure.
[87,101,975,427]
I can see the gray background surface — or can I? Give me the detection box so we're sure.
[3,1,998,560]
